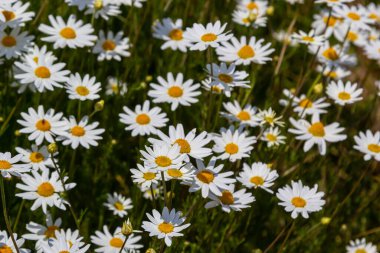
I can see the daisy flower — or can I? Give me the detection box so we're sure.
[216,35,275,65]
[186,158,236,198]
[119,100,169,136]
[312,41,356,67]
[148,72,201,111]
[221,100,260,127]
[201,77,232,97]
[291,30,325,46]
[140,143,186,171]
[317,65,351,80]
[0,231,30,253]
[140,184,162,200]
[236,0,268,13]
[153,18,191,52]
[326,80,363,106]
[232,9,268,28]
[260,127,286,147]
[40,229,90,253]
[113,0,147,7]
[206,63,250,90]
[291,95,330,118]
[288,114,347,155]
[367,3,380,24]
[131,164,160,188]
[57,116,105,149]
[273,30,297,46]
[85,2,121,20]
[204,184,255,213]
[0,1,34,28]
[276,180,326,219]
[142,207,190,247]
[163,163,195,183]
[38,15,97,49]
[15,145,55,171]
[237,162,279,193]
[0,152,29,179]
[106,77,128,96]
[335,26,366,47]
[346,238,377,253]
[0,27,33,59]
[91,226,143,253]
[16,170,76,213]
[103,192,133,218]
[17,106,68,145]
[315,0,354,7]
[257,107,285,127]
[334,5,374,30]
[65,73,101,101]
[183,21,233,51]
[24,45,56,63]
[312,11,342,39]
[93,30,130,61]
[148,123,212,161]
[364,41,380,61]
[64,0,92,11]
[353,130,380,161]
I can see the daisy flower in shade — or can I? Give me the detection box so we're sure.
[221,100,260,127]
[273,30,297,47]
[104,192,133,218]
[353,130,380,161]
[24,45,56,63]
[106,77,128,96]
[153,18,191,52]
[119,100,169,136]
[14,54,70,92]
[277,180,325,219]
[85,2,121,20]
[0,231,30,253]
[16,170,76,214]
[367,3,380,24]
[163,163,195,183]
[142,207,190,247]
[291,95,330,118]
[0,1,34,28]
[291,30,325,46]
[257,108,285,127]
[236,0,268,13]
[15,145,55,171]
[204,184,255,213]
[57,116,105,149]
[364,41,380,61]
[216,35,275,65]
[17,106,68,145]
[334,5,374,30]
[65,73,101,101]
[317,65,351,80]
[64,0,92,10]
[38,15,96,49]
[201,77,232,97]
[0,27,33,59]
[93,30,130,61]
[335,26,366,47]
[288,114,347,155]
[206,62,250,90]
[91,226,143,253]
[312,11,342,39]
[237,162,279,193]
[213,126,256,162]
[346,238,377,253]
[326,80,363,106]
[315,0,354,7]
[312,41,356,67]
[40,229,90,253]
[140,143,186,171]
[140,184,162,200]
[131,164,160,188]
[0,152,29,178]
[148,72,201,111]
[261,127,287,147]
[183,21,233,51]
[232,9,268,28]
[186,158,236,198]
[148,123,212,161]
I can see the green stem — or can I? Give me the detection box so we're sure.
[118,235,129,253]
[161,172,168,207]
[12,199,25,232]
[0,97,22,137]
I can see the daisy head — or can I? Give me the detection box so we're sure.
[0,27,34,59]
[291,95,330,118]
[257,107,285,127]
[346,238,377,253]
[0,152,29,179]
[206,62,250,90]
[140,143,186,171]
[326,80,363,106]
[261,126,286,147]
[40,229,90,253]
[291,29,326,46]
[333,5,374,30]
[221,100,260,127]
[353,130,380,161]
[104,192,133,218]
[0,1,34,29]
[106,77,128,96]
[93,30,130,61]
[65,73,102,101]
[0,231,29,253]
[152,18,191,52]
[131,164,160,188]
[237,162,279,193]
[15,145,55,171]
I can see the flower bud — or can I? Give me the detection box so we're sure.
[321,217,331,225]
[14,130,21,136]
[94,100,104,112]
[121,219,133,236]
[47,143,58,154]
[313,83,323,94]
[94,0,103,9]
[266,6,274,16]
[145,75,153,82]
[145,249,156,253]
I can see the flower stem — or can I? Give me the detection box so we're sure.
[161,172,168,207]
[118,235,129,253]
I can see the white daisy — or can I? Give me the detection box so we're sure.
[131,164,160,188]
[40,229,90,253]
[317,65,351,80]
[346,238,377,253]
[153,18,191,52]
[334,4,374,30]
[0,27,33,59]
[65,73,101,101]
[312,11,343,39]
[311,41,356,67]
[291,95,330,118]
[221,100,260,127]
[257,107,285,127]
[140,183,162,200]
[260,127,286,147]
[103,192,133,218]
[85,2,121,20]
[0,231,30,253]
[0,152,29,179]
[326,80,363,106]
[64,0,92,11]
[106,77,128,96]
[92,30,130,61]
[237,162,279,193]
[201,77,232,97]
[353,130,380,161]
[364,41,380,61]
[0,1,34,28]
[232,9,268,28]
[206,62,250,90]
[140,143,186,171]
[291,29,325,46]
[315,0,354,7]
[15,145,55,171]
[163,163,194,183]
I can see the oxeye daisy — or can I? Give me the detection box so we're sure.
[291,30,325,46]
[0,151,29,178]
[326,80,363,106]
[0,231,30,253]
[0,1,34,28]
[17,106,68,145]
[201,77,232,97]
[312,11,342,39]
[0,27,33,59]
[183,21,233,51]
[353,130,380,161]
[291,95,330,118]
[206,63,250,90]
[237,162,279,193]
[315,0,354,7]
[85,1,121,20]
[16,170,76,214]
[153,18,191,52]
[15,145,55,171]
[312,41,356,67]
[317,65,351,80]
[346,238,377,253]
[334,5,374,30]
[204,184,255,213]
[148,72,201,111]
[140,143,186,171]
[367,3,380,24]
[24,45,56,63]
[148,123,212,161]
[232,9,268,28]
[40,229,90,253]
[112,0,147,7]
[64,0,91,11]
[257,107,285,127]
[236,0,268,13]
[216,35,275,65]
[38,15,97,49]
[364,41,380,61]
[65,73,101,101]
[212,126,256,162]
[119,100,169,136]
[289,114,347,155]
[93,30,130,61]
[91,225,143,253]
[260,127,286,147]
[335,26,365,46]
[186,158,236,198]
[163,163,195,183]
[106,76,128,96]
[142,206,190,247]
[103,192,133,218]
[221,100,260,127]
[140,184,162,200]
[131,164,160,188]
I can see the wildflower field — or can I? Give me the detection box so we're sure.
[0,0,380,252]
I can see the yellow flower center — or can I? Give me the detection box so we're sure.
[308,122,325,137]
[246,2,258,10]
[250,176,264,186]
[323,16,337,27]
[113,201,124,210]
[167,168,183,178]
[355,249,367,253]
[158,222,174,234]
[169,29,183,41]
[0,160,11,170]
[174,139,191,153]
[35,119,51,131]
[75,86,90,96]
[143,172,156,180]
[155,156,172,167]
[369,13,379,21]
[102,40,116,51]
[211,85,222,93]
[135,113,151,125]
[328,71,337,78]
[59,251,69,253]
[218,74,233,83]
[71,126,85,137]
[264,116,274,124]
[37,182,55,197]
[225,143,239,154]
[201,33,217,42]
[219,190,234,205]
[302,36,315,42]
[167,86,183,98]
[44,225,58,238]
[291,197,306,207]
[30,152,44,163]
[33,56,39,63]
[338,91,351,100]
[109,237,124,248]
[299,98,313,108]
[238,45,255,59]
[237,111,251,121]
[196,170,214,184]
[0,245,12,253]
[322,48,339,61]
[34,66,51,79]
[1,35,16,47]
[347,31,358,41]
[2,10,16,21]
[368,144,380,153]
[347,12,361,21]
[266,133,277,142]
[60,27,77,39]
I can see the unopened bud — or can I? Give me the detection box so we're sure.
[321,217,331,225]
[266,163,273,169]
[145,75,153,82]
[121,219,133,236]
[94,0,103,9]
[111,139,117,145]
[14,130,21,136]
[0,116,4,123]
[313,83,323,94]
[145,249,156,253]
[266,6,274,16]
[140,82,147,89]
[47,143,58,154]
[167,191,175,199]
[94,100,104,112]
